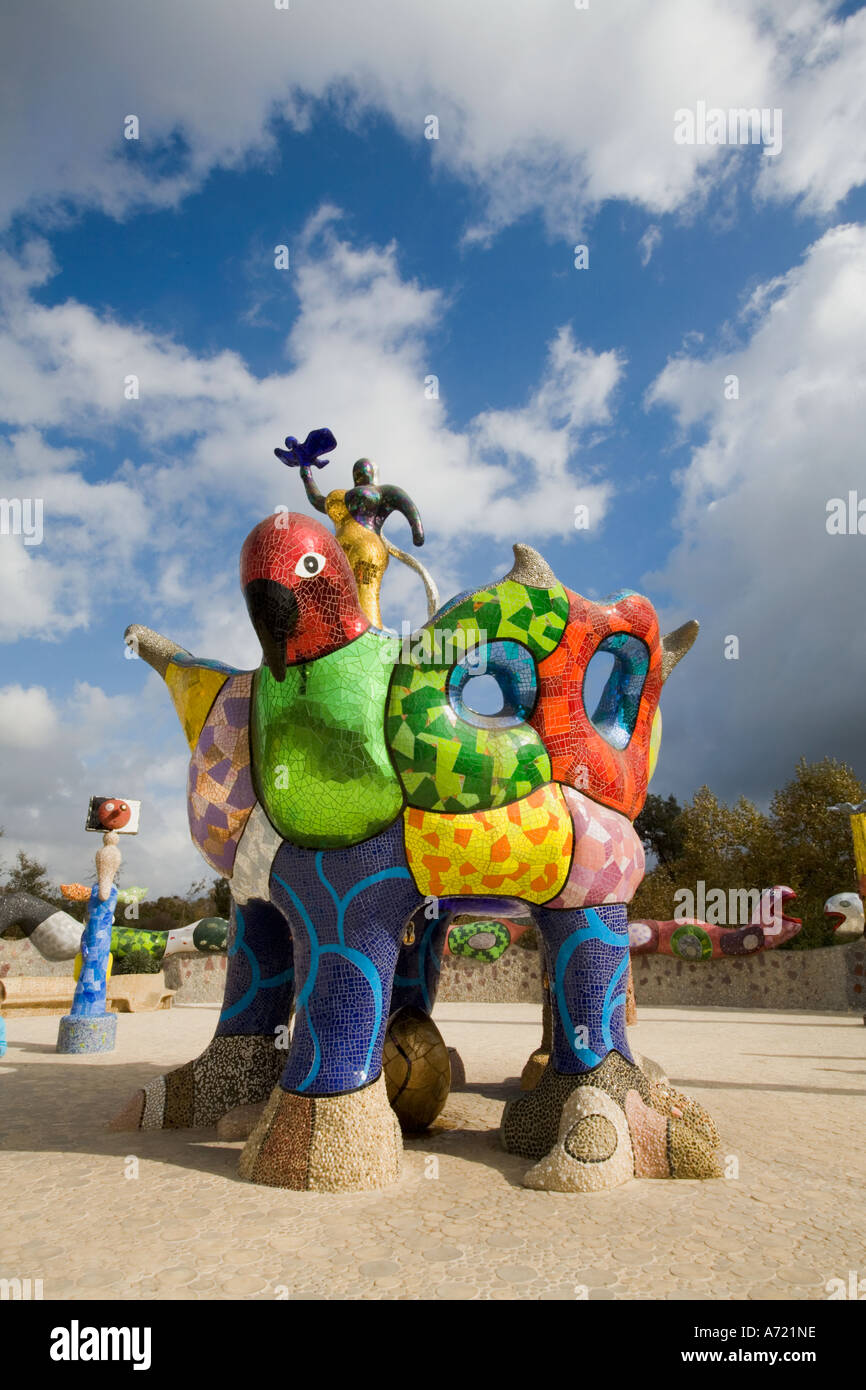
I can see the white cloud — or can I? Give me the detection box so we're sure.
[0,677,204,896]
[639,225,662,267]
[0,2,863,240]
[0,685,59,748]
[0,215,623,652]
[645,222,866,801]
[757,7,866,214]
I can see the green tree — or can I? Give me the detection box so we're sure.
[211,877,232,918]
[766,757,864,950]
[634,793,685,877]
[630,758,864,950]
[112,948,162,976]
[2,850,56,900]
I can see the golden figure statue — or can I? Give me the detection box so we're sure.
[275,430,438,627]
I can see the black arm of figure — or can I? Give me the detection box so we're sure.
[377,485,425,545]
[300,464,327,515]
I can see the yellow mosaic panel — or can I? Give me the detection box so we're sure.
[851,812,866,895]
[166,661,230,751]
[403,783,573,903]
[647,707,662,784]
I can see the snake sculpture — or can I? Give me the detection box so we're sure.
[443,885,803,964]
[0,888,228,969]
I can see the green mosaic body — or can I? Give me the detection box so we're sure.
[251,630,403,848]
[441,579,571,659]
[385,579,568,813]
[111,927,167,964]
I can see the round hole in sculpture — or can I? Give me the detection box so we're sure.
[583,632,650,750]
[447,639,537,729]
[583,649,616,722]
[460,675,505,716]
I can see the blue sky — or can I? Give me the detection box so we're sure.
[1,1,865,892]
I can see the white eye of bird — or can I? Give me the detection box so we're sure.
[294,552,326,578]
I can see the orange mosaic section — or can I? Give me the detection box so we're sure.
[529,589,662,821]
[403,784,573,903]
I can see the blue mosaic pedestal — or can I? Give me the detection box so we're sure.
[56,1013,117,1054]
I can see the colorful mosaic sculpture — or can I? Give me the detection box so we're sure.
[56,825,125,1055]
[111,429,729,1192]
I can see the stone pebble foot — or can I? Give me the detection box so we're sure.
[106,1033,284,1131]
[519,1049,549,1091]
[502,1050,723,1191]
[522,1087,635,1192]
[216,1100,267,1140]
[630,1050,668,1084]
[238,1073,403,1191]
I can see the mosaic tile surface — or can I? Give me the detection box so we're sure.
[529,588,663,820]
[165,657,232,750]
[532,903,634,1073]
[403,784,572,903]
[230,802,283,904]
[187,671,256,875]
[252,629,403,849]
[270,821,420,1095]
[240,512,368,674]
[546,785,645,909]
[214,897,294,1038]
[384,580,568,813]
[392,902,452,1015]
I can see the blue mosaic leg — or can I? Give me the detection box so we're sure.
[391,901,452,1016]
[269,822,421,1095]
[533,902,634,1074]
[501,902,643,1167]
[109,896,293,1130]
[215,897,295,1038]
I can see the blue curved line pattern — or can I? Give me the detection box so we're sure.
[219,904,263,1023]
[553,908,628,1067]
[320,943,383,1081]
[600,949,630,1051]
[272,873,319,1009]
[227,904,243,958]
[272,868,397,1091]
[315,852,342,936]
[393,916,443,1011]
[335,866,413,942]
[260,968,294,989]
[272,873,322,1088]
[300,1009,321,1094]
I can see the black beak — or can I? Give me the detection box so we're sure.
[243,578,299,682]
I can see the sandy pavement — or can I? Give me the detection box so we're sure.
[1,1002,864,1301]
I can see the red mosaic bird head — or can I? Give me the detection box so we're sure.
[240,512,368,678]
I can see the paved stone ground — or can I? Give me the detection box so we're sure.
[1,1003,864,1301]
